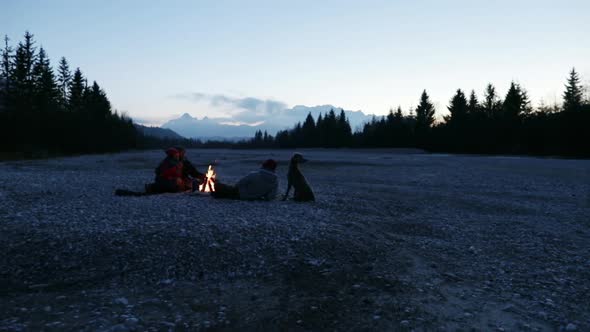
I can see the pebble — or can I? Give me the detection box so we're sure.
[114,297,129,306]
[105,324,129,332]
[400,320,410,326]
[125,317,139,326]
[566,323,577,331]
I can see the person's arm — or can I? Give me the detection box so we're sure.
[183,159,205,181]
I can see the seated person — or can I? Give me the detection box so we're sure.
[212,159,278,200]
[146,147,204,193]
[175,146,205,191]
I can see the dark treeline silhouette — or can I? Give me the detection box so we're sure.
[2,32,588,157]
[271,109,353,148]
[243,69,589,157]
[0,32,137,157]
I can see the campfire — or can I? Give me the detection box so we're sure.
[199,165,216,192]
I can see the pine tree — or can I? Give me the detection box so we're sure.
[563,68,583,112]
[394,106,403,121]
[315,113,324,147]
[386,108,395,125]
[68,68,85,112]
[503,82,530,120]
[467,90,479,114]
[337,109,352,147]
[57,57,71,107]
[415,90,435,132]
[32,47,59,112]
[324,109,338,147]
[447,89,468,125]
[301,112,316,147]
[483,83,502,118]
[12,32,37,114]
[1,35,13,94]
[85,81,111,119]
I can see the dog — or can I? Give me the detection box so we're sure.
[282,153,315,202]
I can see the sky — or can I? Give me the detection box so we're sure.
[3,0,590,126]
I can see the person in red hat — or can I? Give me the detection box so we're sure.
[174,146,206,190]
[145,147,201,193]
[212,159,278,200]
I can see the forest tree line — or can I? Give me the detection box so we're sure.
[1,32,588,157]
[246,69,589,157]
[0,32,137,157]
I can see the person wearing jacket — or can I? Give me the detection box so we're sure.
[149,147,185,193]
[212,159,278,200]
[175,146,206,191]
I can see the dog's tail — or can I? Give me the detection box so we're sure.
[115,189,146,197]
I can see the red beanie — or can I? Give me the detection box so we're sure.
[165,147,179,157]
[262,159,277,171]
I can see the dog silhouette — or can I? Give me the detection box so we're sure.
[282,153,315,202]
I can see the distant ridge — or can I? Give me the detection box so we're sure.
[159,105,374,139]
[134,124,185,139]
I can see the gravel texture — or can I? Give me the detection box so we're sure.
[0,149,589,331]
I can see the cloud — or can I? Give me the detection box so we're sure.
[173,92,288,123]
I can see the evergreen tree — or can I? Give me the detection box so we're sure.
[57,57,71,107]
[32,48,59,102]
[386,108,395,125]
[415,90,435,133]
[503,82,530,120]
[12,32,37,112]
[1,35,13,94]
[85,81,111,119]
[337,109,352,147]
[301,112,316,147]
[483,83,502,118]
[446,89,468,125]
[68,68,85,112]
[394,106,403,121]
[563,68,583,112]
[467,90,479,114]
[324,109,338,147]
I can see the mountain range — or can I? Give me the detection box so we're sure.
[158,105,373,140]
[134,124,185,140]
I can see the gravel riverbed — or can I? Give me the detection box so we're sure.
[1,149,589,331]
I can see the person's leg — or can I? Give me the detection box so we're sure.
[154,178,184,193]
[211,182,240,199]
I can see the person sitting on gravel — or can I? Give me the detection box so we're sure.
[211,159,278,200]
[116,147,205,196]
[175,146,206,191]
[145,147,204,193]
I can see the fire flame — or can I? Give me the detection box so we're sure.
[199,165,216,192]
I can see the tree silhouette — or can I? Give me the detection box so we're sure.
[68,68,85,113]
[0,32,137,156]
[446,89,468,125]
[301,112,316,147]
[467,90,479,115]
[414,90,435,147]
[563,68,583,113]
[57,57,71,108]
[483,83,502,119]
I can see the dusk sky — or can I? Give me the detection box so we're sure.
[3,0,589,125]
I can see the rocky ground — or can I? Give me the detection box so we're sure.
[0,149,589,331]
